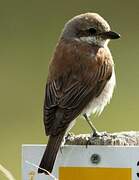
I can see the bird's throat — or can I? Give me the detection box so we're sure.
[80,36,109,47]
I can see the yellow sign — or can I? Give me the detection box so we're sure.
[59,167,131,180]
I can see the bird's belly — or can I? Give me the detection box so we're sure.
[82,68,116,116]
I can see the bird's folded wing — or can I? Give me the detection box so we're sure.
[44,62,112,135]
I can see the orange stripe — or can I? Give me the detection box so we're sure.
[59,167,131,180]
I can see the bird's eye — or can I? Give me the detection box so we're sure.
[87,28,97,35]
[77,27,97,38]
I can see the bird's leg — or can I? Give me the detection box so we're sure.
[65,132,74,140]
[59,136,66,154]
[60,132,71,154]
[83,114,100,137]
[60,146,63,154]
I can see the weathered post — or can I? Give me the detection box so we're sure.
[22,131,139,180]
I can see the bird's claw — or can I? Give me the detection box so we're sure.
[92,131,108,137]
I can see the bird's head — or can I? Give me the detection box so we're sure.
[61,13,120,47]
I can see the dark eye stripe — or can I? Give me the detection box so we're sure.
[87,28,97,35]
[77,28,97,38]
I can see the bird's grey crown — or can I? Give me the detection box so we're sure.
[61,13,111,40]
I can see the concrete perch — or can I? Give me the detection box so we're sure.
[65,131,139,146]
[22,132,139,179]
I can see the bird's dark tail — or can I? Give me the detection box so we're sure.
[38,132,65,174]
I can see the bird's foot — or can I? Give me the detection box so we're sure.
[85,131,108,147]
[60,136,66,154]
[65,132,74,140]
[60,132,74,154]
[92,131,102,137]
[92,131,108,137]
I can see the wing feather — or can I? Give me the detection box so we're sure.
[44,61,112,135]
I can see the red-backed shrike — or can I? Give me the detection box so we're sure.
[38,12,120,174]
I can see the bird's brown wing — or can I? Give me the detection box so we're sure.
[44,62,112,136]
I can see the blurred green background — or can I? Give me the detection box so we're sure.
[0,0,139,179]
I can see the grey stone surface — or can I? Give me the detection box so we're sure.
[65,131,139,145]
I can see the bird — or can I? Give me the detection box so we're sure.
[38,12,120,174]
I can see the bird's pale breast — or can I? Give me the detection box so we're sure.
[82,66,116,116]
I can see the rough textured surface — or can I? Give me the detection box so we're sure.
[65,131,139,146]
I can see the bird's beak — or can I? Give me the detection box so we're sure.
[100,31,120,40]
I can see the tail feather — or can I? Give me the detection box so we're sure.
[38,133,65,174]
